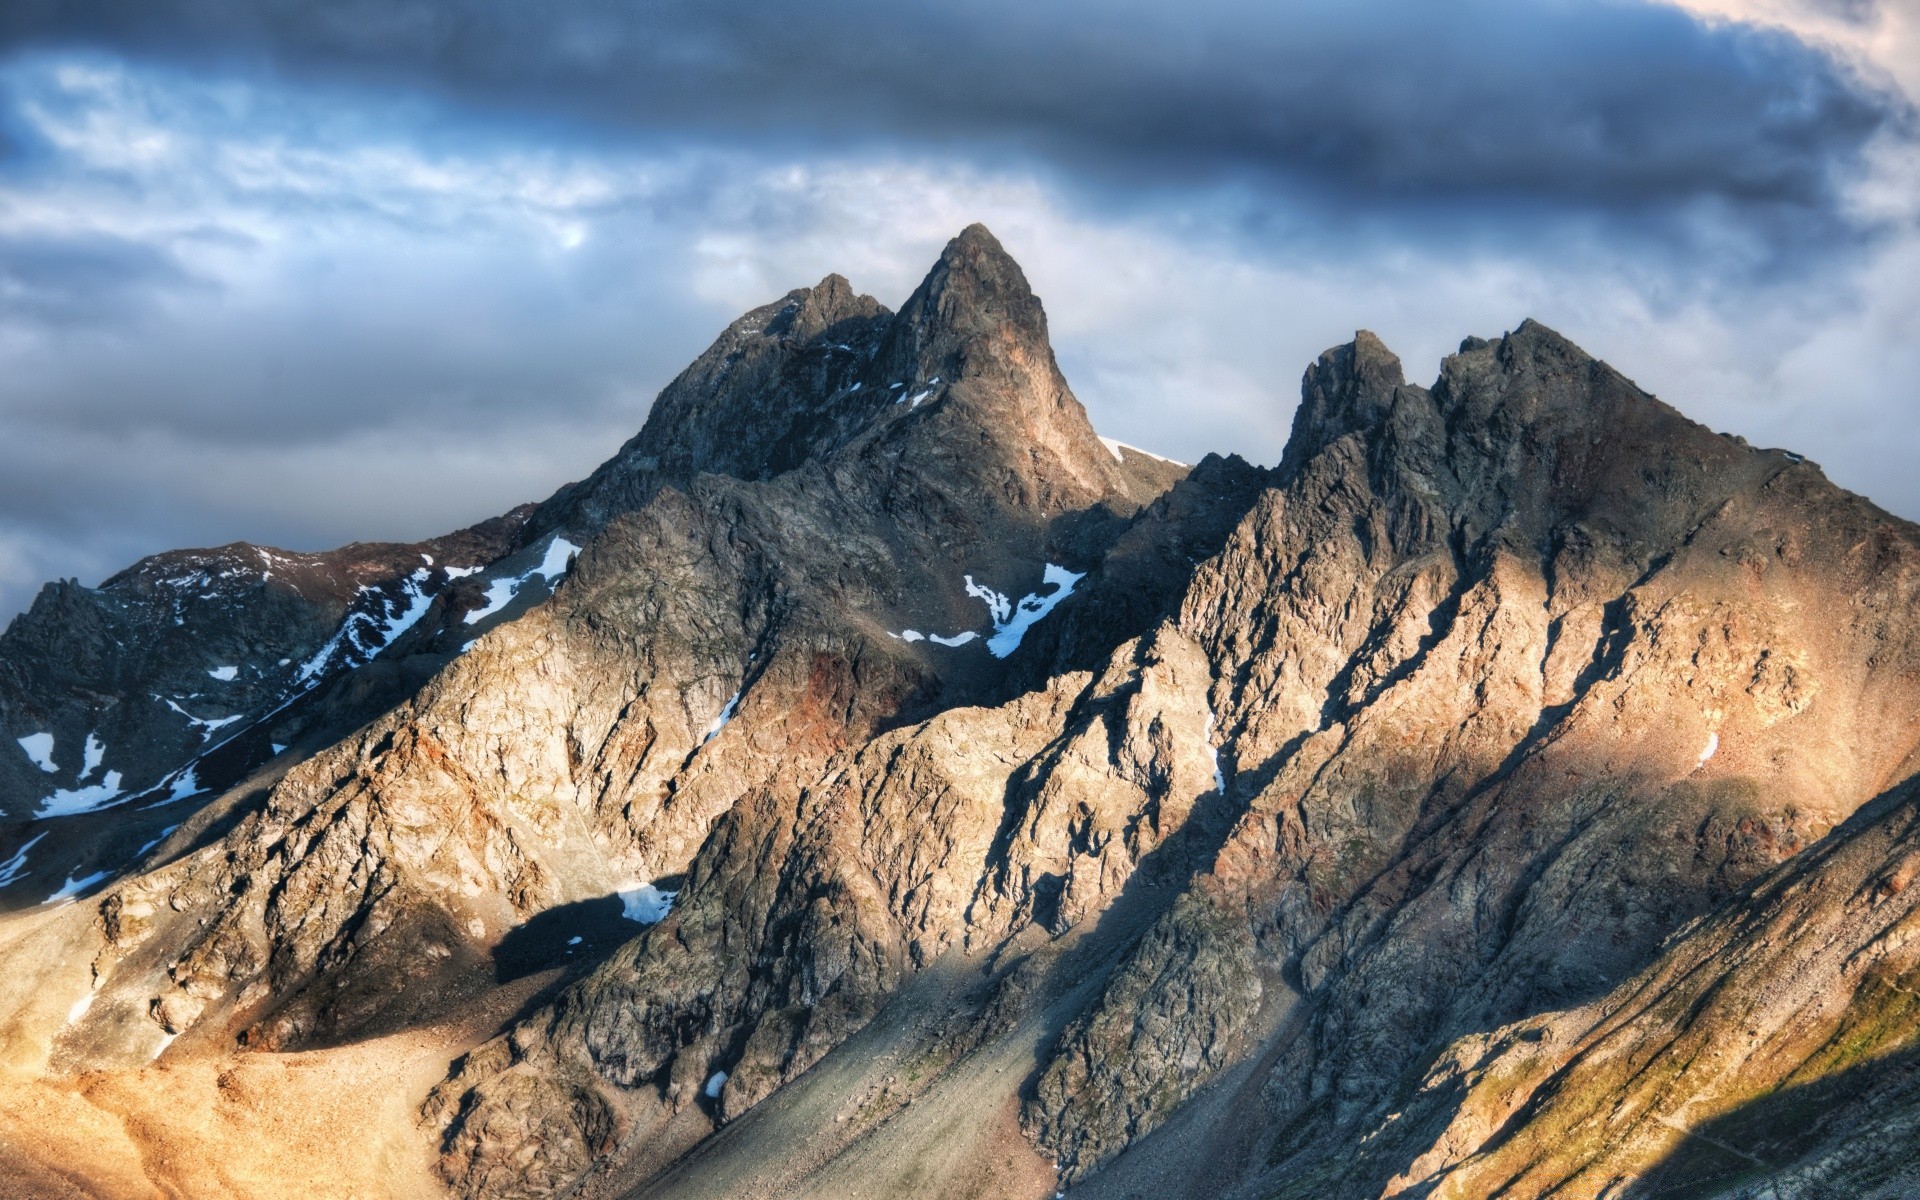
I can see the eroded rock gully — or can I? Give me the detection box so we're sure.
[4,226,1918,1200]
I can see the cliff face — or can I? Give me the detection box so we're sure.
[1,227,1915,1200]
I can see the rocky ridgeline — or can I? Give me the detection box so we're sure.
[3,226,1918,1200]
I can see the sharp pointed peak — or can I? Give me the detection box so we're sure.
[944,221,1011,260]
[895,222,1045,349]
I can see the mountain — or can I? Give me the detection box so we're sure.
[0,226,1914,1200]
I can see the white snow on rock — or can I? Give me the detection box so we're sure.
[135,824,181,858]
[1698,731,1720,767]
[164,767,202,803]
[271,743,287,755]
[1098,436,1188,467]
[299,560,488,681]
[890,628,981,648]
[704,690,743,742]
[535,537,581,580]
[965,564,1086,658]
[465,577,522,625]
[705,1070,729,1098]
[464,536,581,625]
[44,867,111,904]
[38,772,125,819]
[0,831,47,887]
[1205,711,1226,793]
[17,732,57,773]
[618,882,678,924]
[164,699,242,736]
[372,569,435,646]
[81,731,106,777]
[207,665,239,682]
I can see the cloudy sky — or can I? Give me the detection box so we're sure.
[0,0,1914,619]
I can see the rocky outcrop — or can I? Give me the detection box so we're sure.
[1371,766,1920,1198]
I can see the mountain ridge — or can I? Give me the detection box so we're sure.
[0,225,1914,1200]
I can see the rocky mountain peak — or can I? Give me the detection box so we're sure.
[759,272,875,344]
[539,225,1146,539]
[1279,328,1408,478]
[893,222,1048,349]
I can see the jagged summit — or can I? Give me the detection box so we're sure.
[892,222,1050,350]
[536,224,1149,538]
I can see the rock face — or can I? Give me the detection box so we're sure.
[0,513,528,905]
[1,225,1916,1200]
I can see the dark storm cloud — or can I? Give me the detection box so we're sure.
[0,0,1914,623]
[0,0,1904,240]
[0,233,192,325]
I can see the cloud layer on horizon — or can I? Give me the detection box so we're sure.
[0,0,1914,620]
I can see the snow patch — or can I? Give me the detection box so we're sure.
[929,631,979,647]
[300,562,470,681]
[1099,436,1187,467]
[81,731,105,778]
[207,665,238,682]
[271,743,287,755]
[0,831,47,887]
[535,537,581,581]
[618,882,678,924]
[1698,731,1719,767]
[66,986,97,1025]
[165,768,202,803]
[38,772,125,819]
[464,537,580,625]
[17,732,57,773]
[567,935,583,946]
[135,824,181,858]
[466,577,521,625]
[965,564,1086,658]
[45,868,111,904]
[703,690,742,742]
[164,699,241,736]
[371,569,435,647]
[705,1070,729,1098]
[1205,712,1225,793]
